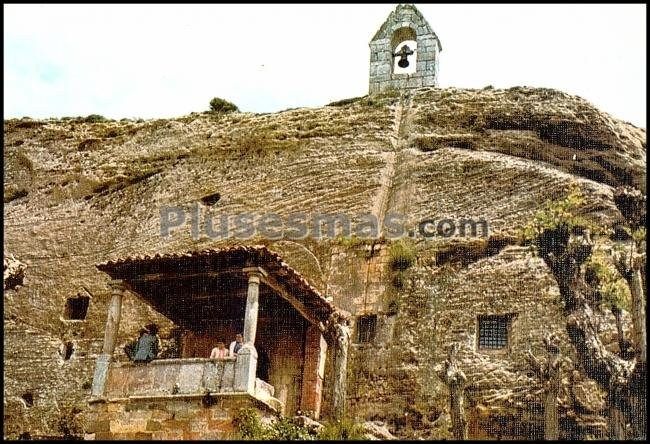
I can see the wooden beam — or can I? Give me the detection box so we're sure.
[261,274,324,331]
[243,266,269,278]
[130,268,245,282]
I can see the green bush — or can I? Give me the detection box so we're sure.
[267,416,314,440]
[209,97,239,113]
[585,249,630,311]
[388,239,417,271]
[232,408,316,440]
[232,407,268,439]
[83,114,107,123]
[520,183,597,243]
[317,418,366,440]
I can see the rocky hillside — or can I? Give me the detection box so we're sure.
[3,86,646,439]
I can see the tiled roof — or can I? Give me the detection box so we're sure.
[96,245,344,323]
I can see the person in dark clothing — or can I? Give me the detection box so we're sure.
[133,323,159,363]
[124,328,146,360]
[229,333,244,356]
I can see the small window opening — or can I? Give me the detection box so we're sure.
[21,393,34,407]
[63,295,90,320]
[478,315,511,349]
[200,192,221,206]
[357,315,377,344]
[61,341,74,360]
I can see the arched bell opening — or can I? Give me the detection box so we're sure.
[391,27,417,75]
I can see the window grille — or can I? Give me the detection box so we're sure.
[357,315,377,344]
[478,315,509,349]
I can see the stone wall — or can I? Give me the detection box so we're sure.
[369,4,441,94]
[104,358,239,399]
[83,395,276,440]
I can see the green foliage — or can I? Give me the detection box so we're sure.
[232,408,368,441]
[632,227,646,247]
[232,408,314,440]
[266,416,315,441]
[520,184,597,242]
[209,97,239,113]
[388,239,417,271]
[83,114,107,123]
[335,235,374,248]
[385,239,417,291]
[585,249,630,310]
[232,407,268,439]
[317,418,366,440]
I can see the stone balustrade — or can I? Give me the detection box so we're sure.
[103,357,275,401]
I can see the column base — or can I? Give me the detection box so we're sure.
[90,353,112,398]
[233,345,257,394]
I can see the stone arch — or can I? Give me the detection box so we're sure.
[391,27,418,75]
[391,26,417,51]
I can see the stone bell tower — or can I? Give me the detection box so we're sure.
[369,4,442,94]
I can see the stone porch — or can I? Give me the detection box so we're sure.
[86,246,351,439]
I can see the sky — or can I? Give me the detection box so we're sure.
[3,4,647,127]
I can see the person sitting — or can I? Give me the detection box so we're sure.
[210,341,228,359]
[125,328,146,361]
[229,333,244,356]
[133,323,159,363]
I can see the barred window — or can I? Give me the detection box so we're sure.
[357,315,377,344]
[478,315,509,349]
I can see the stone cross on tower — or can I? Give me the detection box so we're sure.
[369,4,442,94]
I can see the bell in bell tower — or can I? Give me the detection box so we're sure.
[369,4,442,94]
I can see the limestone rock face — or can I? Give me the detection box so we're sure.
[2,86,645,439]
[362,420,396,439]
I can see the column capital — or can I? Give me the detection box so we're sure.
[243,266,268,280]
[108,279,126,294]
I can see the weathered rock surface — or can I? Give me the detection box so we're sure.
[4,255,26,290]
[3,86,645,439]
[362,420,396,440]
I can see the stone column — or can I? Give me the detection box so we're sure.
[102,280,124,354]
[91,280,125,399]
[234,345,258,394]
[331,320,350,420]
[242,268,266,345]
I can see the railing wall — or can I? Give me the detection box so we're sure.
[105,358,237,399]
